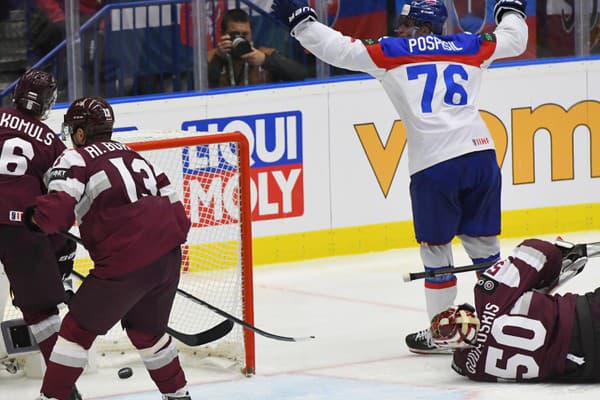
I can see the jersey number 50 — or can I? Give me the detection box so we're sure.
[407,64,469,113]
[485,314,546,380]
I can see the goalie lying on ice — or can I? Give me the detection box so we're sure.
[430,238,600,382]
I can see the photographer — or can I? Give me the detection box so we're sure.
[207,8,307,88]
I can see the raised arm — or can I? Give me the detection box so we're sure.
[271,0,385,77]
[489,0,529,62]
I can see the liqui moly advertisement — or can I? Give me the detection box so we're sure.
[181,111,305,222]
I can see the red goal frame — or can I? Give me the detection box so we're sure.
[129,132,256,374]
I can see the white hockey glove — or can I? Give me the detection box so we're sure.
[494,0,527,24]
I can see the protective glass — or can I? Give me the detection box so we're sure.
[60,122,74,141]
[41,88,58,121]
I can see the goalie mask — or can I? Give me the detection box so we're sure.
[62,97,115,142]
[12,69,57,120]
[431,304,479,349]
[396,0,448,35]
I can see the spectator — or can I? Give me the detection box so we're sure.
[208,8,307,88]
[29,1,103,99]
[31,0,102,55]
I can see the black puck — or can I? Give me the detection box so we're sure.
[118,367,133,379]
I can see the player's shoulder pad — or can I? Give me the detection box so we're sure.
[479,31,497,43]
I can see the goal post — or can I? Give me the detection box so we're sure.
[2,132,256,376]
[127,132,256,375]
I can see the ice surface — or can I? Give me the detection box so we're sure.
[2,231,599,400]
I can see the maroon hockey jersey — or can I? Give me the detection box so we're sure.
[452,239,577,381]
[34,140,191,278]
[0,107,66,225]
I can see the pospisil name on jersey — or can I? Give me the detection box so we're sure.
[181,111,304,226]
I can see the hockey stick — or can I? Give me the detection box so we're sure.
[403,241,600,282]
[67,268,234,347]
[59,231,315,342]
[403,261,495,282]
[173,287,314,342]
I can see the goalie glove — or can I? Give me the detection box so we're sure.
[431,303,480,350]
[271,0,317,34]
[556,239,588,285]
[493,0,527,25]
[538,239,588,293]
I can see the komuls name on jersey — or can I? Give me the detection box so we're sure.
[0,111,55,145]
[408,35,464,53]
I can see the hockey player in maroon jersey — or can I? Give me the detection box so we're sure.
[430,238,597,382]
[0,69,82,399]
[25,97,193,400]
[271,0,529,353]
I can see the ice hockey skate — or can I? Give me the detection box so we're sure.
[405,328,453,354]
[162,389,192,399]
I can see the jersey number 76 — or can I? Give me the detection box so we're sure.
[407,64,469,113]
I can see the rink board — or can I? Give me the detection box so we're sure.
[44,58,600,264]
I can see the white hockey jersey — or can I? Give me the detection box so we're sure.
[292,14,528,175]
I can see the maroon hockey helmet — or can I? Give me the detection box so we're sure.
[62,97,115,140]
[12,68,57,120]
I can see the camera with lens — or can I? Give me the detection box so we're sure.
[229,31,253,59]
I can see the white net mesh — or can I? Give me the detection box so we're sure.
[2,132,254,374]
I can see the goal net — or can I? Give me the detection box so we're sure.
[2,131,255,375]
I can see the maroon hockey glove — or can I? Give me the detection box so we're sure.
[23,205,42,232]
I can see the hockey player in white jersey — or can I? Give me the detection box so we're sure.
[271,0,528,353]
